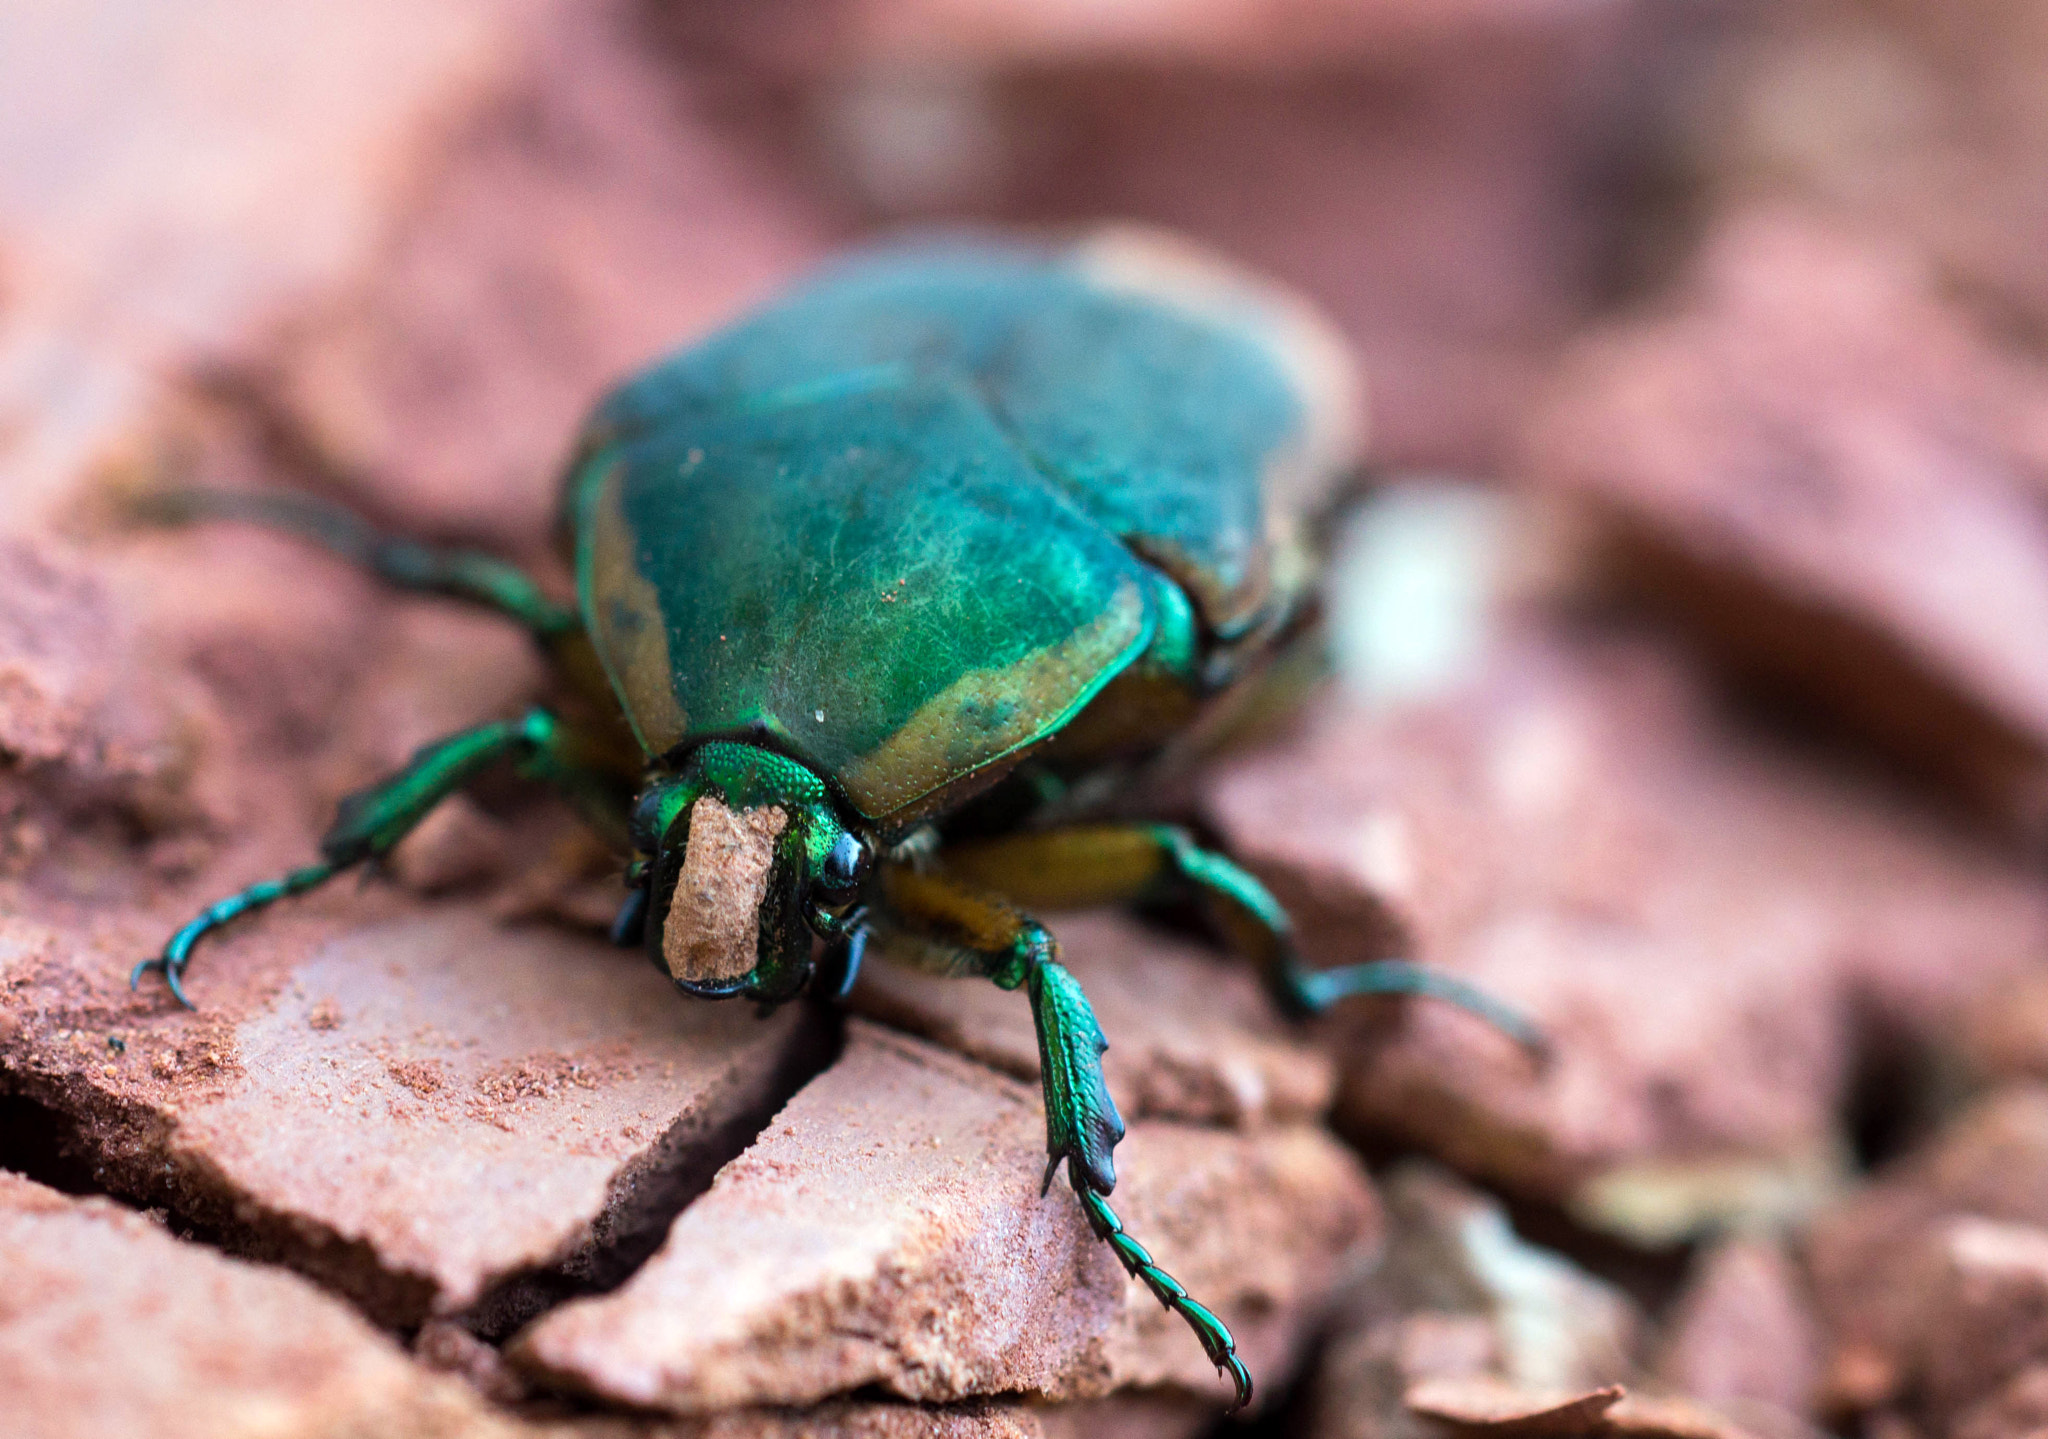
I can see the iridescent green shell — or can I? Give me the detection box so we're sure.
[565,233,1358,826]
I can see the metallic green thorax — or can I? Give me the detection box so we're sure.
[567,238,1327,825]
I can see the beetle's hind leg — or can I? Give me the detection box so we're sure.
[941,825,1546,1060]
[138,488,577,639]
[135,708,622,1006]
[870,864,1253,1410]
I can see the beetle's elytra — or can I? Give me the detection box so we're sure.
[136,229,1538,1409]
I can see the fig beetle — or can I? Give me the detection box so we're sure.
[136,230,1539,1409]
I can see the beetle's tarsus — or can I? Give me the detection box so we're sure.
[130,955,196,1010]
[136,861,343,1007]
[1290,958,1547,1060]
[1222,1355,1255,1413]
[162,962,193,1010]
[818,918,869,1002]
[1074,1183,1251,1411]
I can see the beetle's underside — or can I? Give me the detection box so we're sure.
[132,233,1539,1411]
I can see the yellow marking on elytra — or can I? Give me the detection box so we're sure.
[589,467,689,754]
[1073,224,1365,491]
[838,577,1150,820]
[1074,225,1365,630]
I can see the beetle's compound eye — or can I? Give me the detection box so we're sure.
[630,780,696,855]
[814,829,871,904]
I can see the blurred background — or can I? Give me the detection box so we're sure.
[11,2,2048,1437]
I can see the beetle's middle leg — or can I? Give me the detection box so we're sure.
[134,708,626,1007]
[871,863,1253,1410]
[942,825,1545,1058]
[139,488,578,639]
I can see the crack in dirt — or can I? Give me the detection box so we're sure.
[1,989,850,1362]
[460,997,848,1341]
[0,1087,110,1198]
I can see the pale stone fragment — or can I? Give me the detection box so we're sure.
[0,1170,520,1439]
[514,1022,1375,1414]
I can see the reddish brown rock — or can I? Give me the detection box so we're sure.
[564,1394,1211,1439]
[1522,207,2048,839]
[1031,1394,1213,1439]
[1680,0,2048,340]
[580,1411,1041,1439]
[1952,1366,2048,1439]
[1205,628,2048,1218]
[3,909,818,1325]
[6,1163,1154,1439]
[1603,1392,1802,1439]
[1654,1237,1821,1420]
[854,909,1334,1129]
[690,0,1641,71]
[1408,1377,1625,1435]
[514,1022,1375,1415]
[0,0,529,535]
[1806,1087,2048,1423]
[1310,1162,1639,1439]
[1403,1380,1794,1439]
[1912,1218,2048,1421]
[1958,971,2048,1089]
[266,0,835,552]
[0,1169,517,1439]
[1811,1213,2048,1430]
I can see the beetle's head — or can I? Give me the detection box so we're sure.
[627,741,874,1006]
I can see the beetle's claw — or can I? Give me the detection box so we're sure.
[1222,1355,1253,1413]
[131,955,196,1010]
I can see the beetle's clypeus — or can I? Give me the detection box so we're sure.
[136,229,1540,1409]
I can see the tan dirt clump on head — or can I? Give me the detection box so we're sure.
[665,798,788,986]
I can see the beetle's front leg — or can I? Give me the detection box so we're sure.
[873,864,1253,1410]
[134,708,625,1007]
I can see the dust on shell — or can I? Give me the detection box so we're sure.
[664,798,788,984]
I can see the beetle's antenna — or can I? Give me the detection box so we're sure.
[607,883,650,948]
[822,917,869,1002]
[1072,1179,1253,1411]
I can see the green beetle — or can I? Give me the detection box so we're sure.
[136,229,1536,1409]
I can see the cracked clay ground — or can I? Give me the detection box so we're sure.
[15,2,2048,1438]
